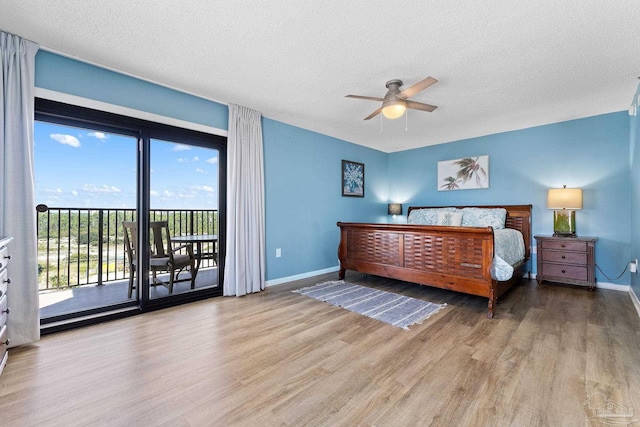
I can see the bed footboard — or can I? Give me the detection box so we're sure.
[337,223,498,310]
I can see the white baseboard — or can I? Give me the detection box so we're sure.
[595,282,630,292]
[270,270,630,291]
[630,287,640,320]
[266,266,340,287]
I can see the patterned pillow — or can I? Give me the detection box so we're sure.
[437,211,463,226]
[408,207,458,225]
[461,207,507,229]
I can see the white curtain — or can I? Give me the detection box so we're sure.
[0,32,39,346]
[630,81,640,116]
[223,105,265,296]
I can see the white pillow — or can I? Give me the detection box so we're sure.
[437,211,463,226]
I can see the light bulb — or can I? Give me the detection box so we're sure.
[382,104,406,119]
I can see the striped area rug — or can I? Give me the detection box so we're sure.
[293,280,446,330]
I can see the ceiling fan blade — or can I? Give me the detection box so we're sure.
[364,107,383,120]
[346,95,385,102]
[406,100,438,112]
[397,76,438,99]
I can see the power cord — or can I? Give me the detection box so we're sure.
[595,262,629,282]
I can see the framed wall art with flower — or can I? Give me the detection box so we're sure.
[342,160,364,197]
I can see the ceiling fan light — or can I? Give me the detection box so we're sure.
[382,100,407,119]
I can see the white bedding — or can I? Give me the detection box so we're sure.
[491,228,526,281]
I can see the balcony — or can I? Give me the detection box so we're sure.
[37,205,219,318]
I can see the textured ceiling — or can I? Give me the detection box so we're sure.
[1,1,639,152]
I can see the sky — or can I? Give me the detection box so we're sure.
[34,121,220,210]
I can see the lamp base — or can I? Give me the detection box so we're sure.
[553,210,577,237]
[552,232,577,238]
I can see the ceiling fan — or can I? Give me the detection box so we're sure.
[346,76,438,120]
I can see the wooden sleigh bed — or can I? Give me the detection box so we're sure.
[337,205,532,318]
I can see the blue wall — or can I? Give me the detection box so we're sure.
[35,51,387,282]
[35,51,634,286]
[264,119,387,279]
[630,84,640,296]
[35,51,228,130]
[389,113,631,285]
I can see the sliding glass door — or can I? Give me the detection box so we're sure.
[35,98,225,326]
[148,139,221,300]
[35,120,139,319]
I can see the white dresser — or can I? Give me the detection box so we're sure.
[0,236,12,377]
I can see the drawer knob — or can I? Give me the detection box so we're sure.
[561,255,566,259]
[562,269,566,274]
[3,255,10,259]
[3,278,10,285]
[1,339,9,346]
[1,308,9,314]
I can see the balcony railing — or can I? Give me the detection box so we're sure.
[36,205,218,291]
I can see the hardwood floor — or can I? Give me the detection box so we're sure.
[1,272,639,426]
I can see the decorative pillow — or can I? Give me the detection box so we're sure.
[408,207,457,225]
[436,211,463,226]
[460,207,507,229]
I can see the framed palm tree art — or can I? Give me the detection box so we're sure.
[437,155,489,191]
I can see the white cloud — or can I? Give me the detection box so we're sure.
[50,133,81,148]
[82,184,122,194]
[88,132,108,140]
[71,190,78,196]
[43,188,63,194]
[173,144,191,152]
[194,185,214,193]
[150,190,160,197]
[177,156,202,163]
[206,157,218,164]
[196,168,206,174]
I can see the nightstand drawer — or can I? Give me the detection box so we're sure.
[540,239,587,252]
[540,262,588,281]
[540,250,587,265]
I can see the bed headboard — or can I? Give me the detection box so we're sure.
[407,205,532,260]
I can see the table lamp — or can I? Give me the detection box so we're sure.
[547,185,582,237]
[388,203,402,220]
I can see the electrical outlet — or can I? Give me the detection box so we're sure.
[631,259,638,274]
[276,248,281,258]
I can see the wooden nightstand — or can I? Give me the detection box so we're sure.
[534,235,597,290]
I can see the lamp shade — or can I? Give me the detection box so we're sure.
[388,203,403,215]
[382,99,407,119]
[547,187,582,210]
